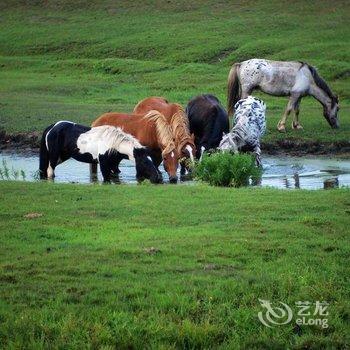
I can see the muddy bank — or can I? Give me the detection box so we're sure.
[1,130,350,156]
[0,130,41,152]
[262,139,350,156]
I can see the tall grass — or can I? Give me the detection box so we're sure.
[0,159,26,181]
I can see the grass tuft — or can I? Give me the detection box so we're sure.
[195,152,262,187]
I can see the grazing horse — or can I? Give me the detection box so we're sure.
[39,121,160,183]
[219,96,266,166]
[133,97,196,175]
[227,59,339,132]
[92,110,179,183]
[186,94,229,159]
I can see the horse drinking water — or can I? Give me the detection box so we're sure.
[227,59,339,132]
[219,96,266,166]
[39,121,160,183]
[92,110,179,183]
[133,97,196,175]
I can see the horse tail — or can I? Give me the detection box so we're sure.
[227,63,241,116]
[39,124,53,179]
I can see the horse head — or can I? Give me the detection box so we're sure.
[178,134,196,172]
[324,96,339,129]
[162,149,179,183]
[134,148,162,184]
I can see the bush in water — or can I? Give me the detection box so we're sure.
[194,152,262,187]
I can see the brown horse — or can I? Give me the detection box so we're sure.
[91,110,179,183]
[133,97,196,175]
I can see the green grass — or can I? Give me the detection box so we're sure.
[0,2,350,348]
[0,181,349,348]
[0,0,349,145]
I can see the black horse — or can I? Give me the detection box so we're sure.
[39,121,161,183]
[186,94,229,159]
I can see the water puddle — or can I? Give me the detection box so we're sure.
[0,151,349,190]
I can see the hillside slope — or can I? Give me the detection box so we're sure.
[0,0,349,144]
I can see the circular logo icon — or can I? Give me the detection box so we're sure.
[258,299,293,327]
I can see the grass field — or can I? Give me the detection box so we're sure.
[1,1,350,348]
[0,0,349,145]
[0,181,349,348]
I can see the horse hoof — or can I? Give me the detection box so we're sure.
[292,123,303,130]
[277,121,286,133]
[277,125,286,133]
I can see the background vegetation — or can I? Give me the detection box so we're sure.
[0,0,349,144]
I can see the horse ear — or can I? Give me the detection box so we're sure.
[191,133,195,141]
[222,132,226,137]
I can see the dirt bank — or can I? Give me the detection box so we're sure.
[1,130,350,156]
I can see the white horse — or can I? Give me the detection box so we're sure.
[227,59,339,132]
[219,96,266,166]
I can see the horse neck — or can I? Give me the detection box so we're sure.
[310,84,333,109]
[222,132,238,152]
[230,124,246,147]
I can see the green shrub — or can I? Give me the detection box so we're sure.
[194,152,262,187]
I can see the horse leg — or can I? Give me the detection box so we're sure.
[89,163,98,182]
[277,98,294,132]
[47,151,60,180]
[292,97,303,130]
[115,155,124,174]
[254,142,262,167]
[98,155,112,182]
[151,154,163,183]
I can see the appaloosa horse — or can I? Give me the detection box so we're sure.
[91,110,179,183]
[186,94,229,159]
[227,59,339,132]
[219,96,266,166]
[133,97,196,175]
[39,121,160,183]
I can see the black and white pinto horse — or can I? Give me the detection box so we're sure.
[219,96,266,166]
[227,59,339,132]
[39,121,160,183]
[186,94,229,160]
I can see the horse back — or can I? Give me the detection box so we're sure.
[187,95,228,134]
[133,97,180,122]
[92,112,159,150]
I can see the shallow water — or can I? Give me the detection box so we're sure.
[0,151,349,190]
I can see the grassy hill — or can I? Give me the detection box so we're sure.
[0,0,349,145]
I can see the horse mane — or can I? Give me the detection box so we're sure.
[169,105,195,153]
[142,110,176,156]
[301,62,337,106]
[92,125,143,153]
